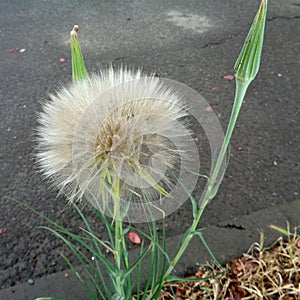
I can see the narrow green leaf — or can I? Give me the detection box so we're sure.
[123,243,152,278]
[194,231,222,268]
[111,294,125,300]
[164,271,226,284]
[35,298,73,300]
[60,252,100,300]
[160,218,168,286]
[71,203,114,298]
[37,226,100,299]
[70,25,88,82]
[168,169,198,218]
[234,0,267,82]
[131,226,171,266]
[269,224,292,237]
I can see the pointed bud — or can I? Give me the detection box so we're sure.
[234,0,267,83]
[70,25,88,82]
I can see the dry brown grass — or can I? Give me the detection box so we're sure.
[158,227,300,300]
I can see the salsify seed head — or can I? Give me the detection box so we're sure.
[37,67,193,221]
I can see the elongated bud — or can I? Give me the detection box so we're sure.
[206,0,268,204]
[234,0,267,83]
[70,25,88,82]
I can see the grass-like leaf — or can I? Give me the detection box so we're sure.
[164,271,227,284]
[194,231,222,268]
[35,298,74,300]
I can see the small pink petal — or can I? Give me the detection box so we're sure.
[205,106,213,112]
[237,146,243,151]
[128,232,141,244]
[9,49,15,53]
[224,74,235,81]
[0,228,7,234]
[210,87,218,91]
[59,58,66,63]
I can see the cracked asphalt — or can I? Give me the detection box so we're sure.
[0,0,299,298]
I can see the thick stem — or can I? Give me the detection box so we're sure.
[152,0,267,292]
[112,179,126,298]
[210,79,249,186]
[114,218,124,297]
[161,79,250,284]
[161,199,207,283]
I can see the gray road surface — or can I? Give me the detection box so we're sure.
[0,0,299,298]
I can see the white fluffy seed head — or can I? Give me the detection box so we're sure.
[36,67,191,219]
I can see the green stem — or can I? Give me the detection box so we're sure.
[161,0,268,282]
[112,179,126,299]
[210,79,249,188]
[161,78,250,284]
[114,218,124,297]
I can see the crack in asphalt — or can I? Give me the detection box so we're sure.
[268,15,300,21]
[201,30,243,48]
[217,224,246,230]
[202,15,300,49]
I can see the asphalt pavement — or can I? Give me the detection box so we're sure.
[0,0,299,299]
